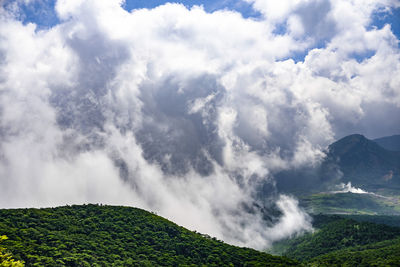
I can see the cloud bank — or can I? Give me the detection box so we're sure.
[0,0,399,249]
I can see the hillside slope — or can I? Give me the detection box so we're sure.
[308,237,400,266]
[374,135,400,151]
[269,215,400,261]
[0,204,298,266]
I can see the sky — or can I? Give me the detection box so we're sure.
[0,0,400,249]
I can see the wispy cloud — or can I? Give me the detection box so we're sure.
[0,0,399,249]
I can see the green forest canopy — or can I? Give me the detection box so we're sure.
[0,204,297,266]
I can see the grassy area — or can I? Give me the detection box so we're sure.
[299,192,400,215]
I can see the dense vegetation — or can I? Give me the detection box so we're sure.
[2,205,400,266]
[342,214,400,228]
[270,215,400,261]
[0,235,23,266]
[310,214,400,229]
[308,237,400,266]
[0,204,298,266]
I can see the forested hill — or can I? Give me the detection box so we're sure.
[268,215,400,265]
[0,204,298,266]
[279,216,400,261]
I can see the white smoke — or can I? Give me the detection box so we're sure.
[0,0,399,249]
[332,182,368,194]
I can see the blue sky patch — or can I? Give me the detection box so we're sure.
[2,0,399,56]
[122,0,262,18]
[3,0,60,29]
[2,0,261,30]
[371,7,400,43]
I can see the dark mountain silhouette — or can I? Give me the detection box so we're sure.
[374,135,400,151]
[320,134,400,191]
[276,134,400,193]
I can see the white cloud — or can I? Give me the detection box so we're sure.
[245,0,305,22]
[0,0,399,250]
[332,182,368,194]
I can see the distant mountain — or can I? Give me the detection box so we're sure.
[374,135,400,151]
[275,134,400,194]
[320,134,400,191]
[0,204,298,266]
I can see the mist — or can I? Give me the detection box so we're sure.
[332,182,368,194]
[0,0,399,249]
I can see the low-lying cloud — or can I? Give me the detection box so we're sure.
[332,182,368,194]
[0,0,399,249]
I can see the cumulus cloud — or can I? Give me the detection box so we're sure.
[0,0,399,249]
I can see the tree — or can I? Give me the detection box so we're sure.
[0,236,24,267]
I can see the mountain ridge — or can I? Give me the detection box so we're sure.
[322,133,400,191]
[374,134,400,151]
